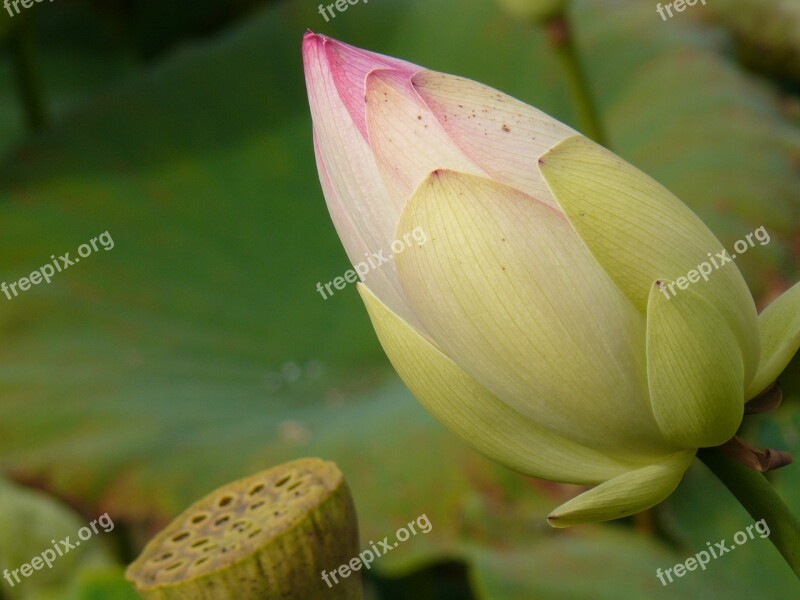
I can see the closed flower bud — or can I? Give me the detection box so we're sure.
[303,34,800,526]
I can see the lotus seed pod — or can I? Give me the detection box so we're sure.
[126,458,361,600]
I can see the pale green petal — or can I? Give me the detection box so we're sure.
[547,451,694,527]
[538,135,760,383]
[394,169,673,459]
[646,281,744,449]
[358,283,642,484]
[747,281,800,398]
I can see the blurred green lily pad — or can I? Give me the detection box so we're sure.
[0,0,797,598]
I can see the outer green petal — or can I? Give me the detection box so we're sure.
[393,169,672,459]
[357,283,644,484]
[646,281,744,449]
[547,451,694,527]
[538,135,759,384]
[747,281,800,398]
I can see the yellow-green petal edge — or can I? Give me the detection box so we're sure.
[548,451,694,527]
[358,283,643,484]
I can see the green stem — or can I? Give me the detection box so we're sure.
[545,13,606,145]
[698,446,800,578]
[10,16,48,132]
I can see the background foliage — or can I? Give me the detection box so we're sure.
[0,0,798,598]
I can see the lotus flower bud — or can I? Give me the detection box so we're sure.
[302,33,800,526]
[126,458,361,599]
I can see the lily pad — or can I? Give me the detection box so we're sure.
[0,0,798,598]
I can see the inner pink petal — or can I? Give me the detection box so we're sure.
[322,36,420,141]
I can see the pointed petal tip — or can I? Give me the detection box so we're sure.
[546,452,694,527]
[302,30,322,54]
[312,40,422,141]
[546,513,566,529]
[426,168,467,182]
[303,30,333,42]
[415,169,481,195]
[302,32,326,74]
[302,32,347,64]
